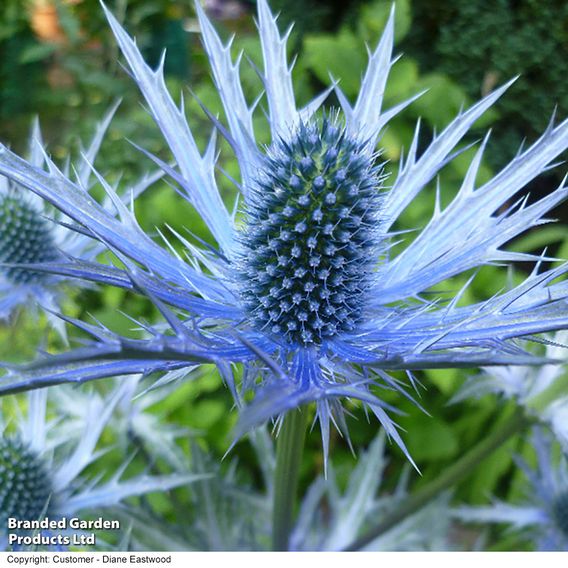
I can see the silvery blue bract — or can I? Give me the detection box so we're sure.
[456,429,568,551]
[0,110,161,340]
[454,330,568,451]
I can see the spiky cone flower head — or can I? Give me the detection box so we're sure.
[0,112,159,340]
[0,385,204,550]
[455,429,568,551]
[3,0,568,467]
[0,123,65,331]
[238,116,387,346]
[0,437,52,537]
[453,331,568,451]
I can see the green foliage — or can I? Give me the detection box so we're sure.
[406,414,459,462]
[0,1,46,123]
[404,0,568,176]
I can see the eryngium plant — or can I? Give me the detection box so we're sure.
[0,0,567,470]
[0,110,160,339]
[453,331,568,452]
[0,386,203,550]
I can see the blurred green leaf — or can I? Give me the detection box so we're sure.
[188,400,226,430]
[384,59,419,104]
[303,30,366,97]
[55,1,82,45]
[359,0,412,43]
[424,368,461,396]
[18,42,57,64]
[412,73,470,128]
[511,225,568,252]
[406,413,458,461]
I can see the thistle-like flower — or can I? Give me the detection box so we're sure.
[1,0,568,465]
[0,385,203,550]
[0,110,160,338]
[0,122,65,331]
[455,429,568,551]
[56,375,194,472]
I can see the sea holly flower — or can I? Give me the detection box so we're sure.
[95,428,276,552]
[0,0,568,467]
[456,429,568,551]
[0,108,161,339]
[0,385,205,550]
[0,120,65,332]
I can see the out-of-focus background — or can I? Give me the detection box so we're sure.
[1,0,568,550]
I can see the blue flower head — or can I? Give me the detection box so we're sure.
[0,385,202,550]
[0,111,159,339]
[0,122,64,329]
[0,437,52,532]
[238,116,386,346]
[1,0,568,467]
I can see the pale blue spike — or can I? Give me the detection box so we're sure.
[433,178,442,218]
[65,473,209,514]
[320,433,386,550]
[256,0,299,139]
[316,399,331,476]
[81,155,133,224]
[369,404,418,471]
[378,117,568,302]
[404,118,421,171]
[54,384,124,490]
[376,89,428,135]
[28,117,45,170]
[78,100,121,189]
[102,2,234,252]
[459,131,491,196]
[194,0,260,197]
[24,390,48,454]
[444,271,478,317]
[349,4,395,144]
[383,78,516,230]
[299,83,336,124]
